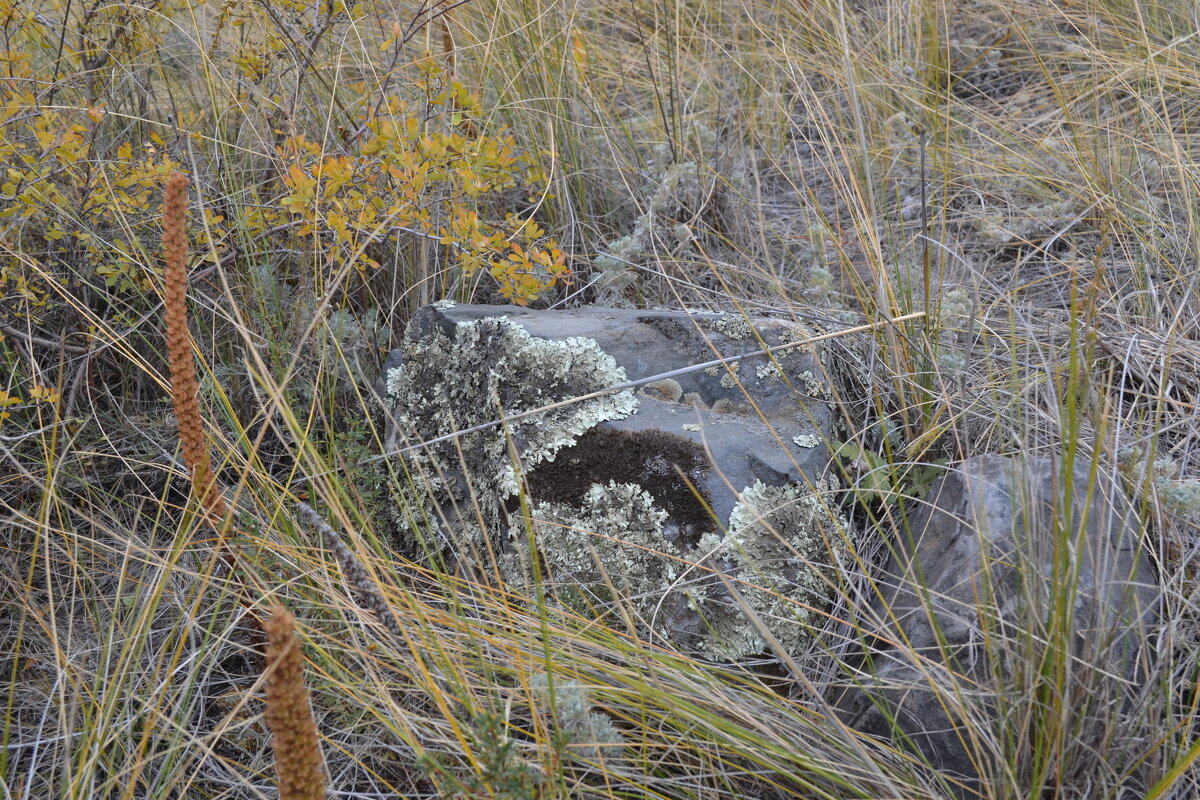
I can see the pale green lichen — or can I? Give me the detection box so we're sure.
[691,477,847,660]
[976,198,1077,246]
[793,433,820,448]
[938,287,971,320]
[710,314,753,340]
[1120,451,1200,520]
[779,321,818,351]
[755,361,782,380]
[591,160,719,299]
[506,482,677,612]
[797,370,829,398]
[511,476,847,661]
[937,349,967,372]
[682,423,701,432]
[1159,480,1200,517]
[529,672,625,763]
[385,315,638,550]
[718,362,741,388]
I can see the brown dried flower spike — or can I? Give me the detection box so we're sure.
[162,171,228,525]
[264,605,327,800]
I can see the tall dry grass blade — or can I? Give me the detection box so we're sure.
[264,605,328,800]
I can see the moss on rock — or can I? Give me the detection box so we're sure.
[524,428,712,534]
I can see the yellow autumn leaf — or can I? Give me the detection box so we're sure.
[28,385,60,404]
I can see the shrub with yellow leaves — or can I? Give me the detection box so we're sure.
[0,0,570,334]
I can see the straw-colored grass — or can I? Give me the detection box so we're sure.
[1,0,1198,797]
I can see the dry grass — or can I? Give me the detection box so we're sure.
[2,0,1199,798]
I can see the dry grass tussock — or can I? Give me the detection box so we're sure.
[1,0,1199,797]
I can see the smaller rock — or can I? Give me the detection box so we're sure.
[836,454,1159,796]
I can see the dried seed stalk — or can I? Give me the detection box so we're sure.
[296,501,405,640]
[264,605,327,800]
[163,171,228,526]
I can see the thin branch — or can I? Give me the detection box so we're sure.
[291,311,925,487]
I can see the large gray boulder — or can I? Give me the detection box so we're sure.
[836,454,1159,796]
[377,303,850,660]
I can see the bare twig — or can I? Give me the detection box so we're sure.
[290,311,925,487]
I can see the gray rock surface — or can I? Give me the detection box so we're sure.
[377,303,849,659]
[836,454,1159,796]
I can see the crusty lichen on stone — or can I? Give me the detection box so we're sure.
[708,313,753,340]
[755,361,782,380]
[505,481,677,620]
[691,477,847,659]
[383,315,638,559]
[797,369,830,399]
[718,361,741,388]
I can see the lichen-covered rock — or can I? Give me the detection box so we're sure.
[378,304,848,660]
[382,311,637,529]
[505,481,676,611]
[693,477,844,659]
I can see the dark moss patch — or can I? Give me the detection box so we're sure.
[636,315,693,341]
[523,428,714,532]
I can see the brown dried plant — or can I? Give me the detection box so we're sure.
[295,501,406,641]
[163,171,229,527]
[264,605,327,800]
